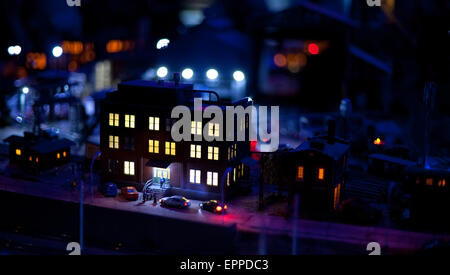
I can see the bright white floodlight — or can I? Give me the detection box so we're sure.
[156,38,170,50]
[233,70,245,82]
[182,68,194,80]
[156,66,168,78]
[206,69,218,80]
[52,46,63,58]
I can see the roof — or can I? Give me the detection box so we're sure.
[4,135,75,154]
[405,166,450,177]
[119,79,194,90]
[294,138,349,160]
[368,153,416,167]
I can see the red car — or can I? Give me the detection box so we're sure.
[121,186,139,200]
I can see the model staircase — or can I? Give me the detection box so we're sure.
[143,179,170,200]
[344,173,389,202]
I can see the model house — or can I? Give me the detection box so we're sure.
[287,120,350,218]
[100,79,252,200]
[4,132,74,171]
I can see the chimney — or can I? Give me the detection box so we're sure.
[328,119,336,144]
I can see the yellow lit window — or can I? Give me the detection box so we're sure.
[191,121,202,135]
[207,172,219,187]
[109,113,119,127]
[297,166,304,180]
[233,144,237,158]
[228,147,231,160]
[189,169,201,184]
[109,135,119,149]
[233,168,236,182]
[208,146,219,160]
[438,179,446,187]
[57,153,61,159]
[149,116,160,130]
[35,157,39,163]
[208,123,220,137]
[124,161,135,175]
[227,173,230,186]
[15,149,21,156]
[318,168,325,180]
[149,140,159,153]
[426,178,433,186]
[190,144,201,159]
[165,142,176,156]
[125,114,135,128]
[63,151,67,157]
[29,156,32,161]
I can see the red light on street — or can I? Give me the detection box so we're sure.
[223,205,227,210]
[216,206,222,212]
[308,43,319,55]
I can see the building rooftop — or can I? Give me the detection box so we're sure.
[4,134,75,154]
[294,137,349,160]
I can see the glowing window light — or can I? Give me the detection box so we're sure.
[156,66,168,78]
[318,168,325,180]
[16,149,21,156]
[156,38,170,50]
[373,138,385,146]
[297,166,304,179]
[52,46,63,58]
[233,70,245,82]
[8,45,21,56]
[182,68,194,80]
[206,69,218,80]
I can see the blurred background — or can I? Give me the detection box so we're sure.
[0,0,449,166]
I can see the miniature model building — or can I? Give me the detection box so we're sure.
[4,131,74,171]
[100,79,252,200]
[288,120,350,218]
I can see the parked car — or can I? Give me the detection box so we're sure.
[121,186,139,200]
[159,196,191,209]
[101,182,118,197]
[199,200,228,214]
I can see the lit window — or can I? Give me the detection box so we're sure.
[190,144,201,158]
[124,161,135,175]
[233,168,236,182]
[165,142,176,156]
[207,172,219,187]
[438,179,446,187]
[208,123,220,137]
[426,178,433,186]
[149,140,159,153]
[189,169,201,184]
[57,153,61,159]
[191,121,202,135]
[208,146,219,160]
[125,114,135,128]
[109,113,119,127]
[35,157,39,163]
[63,151,67,157]
[29,156,32,161]
[15,149,21,156]
[227,173,230,186]
[334,183,342,210]
[149,116,160,130]
[318,168,325,180]
[233,144,237,158]
[297,166,304,180]
[109,136,119,149]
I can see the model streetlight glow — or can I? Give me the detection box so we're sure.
[156,66,168,78]
[52,46,63,58]
[22,86,29,94]
[206,69,218,80]
[156,38,170,50]
[233,70,245,82]
[182,68,194,80]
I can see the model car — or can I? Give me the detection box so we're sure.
[159,195,191,209]
[101,182,118,197]
[121,186,139,200]
[199,200,228,214]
